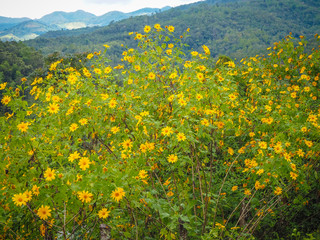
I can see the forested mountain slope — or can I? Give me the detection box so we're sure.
[26,0,320,60]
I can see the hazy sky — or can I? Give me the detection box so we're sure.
[1,0,201,19]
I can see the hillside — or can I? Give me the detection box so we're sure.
[0,7,171,41]
[25,0,320,60]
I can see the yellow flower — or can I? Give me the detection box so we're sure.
[244,189,251,196]
[161,126,173,136]
[167,25,175,32]
[228,93,237,101]
[78,118,88,126]
[216,121,225,129]
[68,151,80,162]
[24,190,32,202]
[228,147,234,156]
[167,191,174,197]
[98,208,110,219]
[176,132,186,142]
[202,45,210,55]
[167,154,178,163]
[111,187,125,202]
[0,82,7,90]
[134,65,141,71]
[78,190,93,203]
[122,139,133,150]
[256,169,264,175]
[197,72,205,82]
[144,25,151,33]
[32,185,40,196]
[67,74,78,84]
[12,193,27,206]
[48,103,59,114]
[274,187,282,195]
[108,99,117,109]
[196,94,203,101]
[111,126,120,134]
[201,119,210,126]
[231,186,238,191]
[37,205,52,220]
[17,122,30,133]
[70,123,78,132]
[148,72,156,80]
[290,171,298,180]
[154,23,162,30]
[104,66,112,74]
[87,53,94,59]
[138,170,148,179]
[259,141,268,149]
[79,157,91,171]
[44,168,56,181]
[1,96,11,105]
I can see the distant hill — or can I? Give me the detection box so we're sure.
[0,20,59,41]
[0,16,31,31]
[0,7,171,41]
[25,0,320,60]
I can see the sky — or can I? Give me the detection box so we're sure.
[0,0,201,19]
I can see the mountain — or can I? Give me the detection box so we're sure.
[0,7,171,41]
[0,20,59,41]
[25,0,320,60]
[90,7,170,26]
[39,10,96,25]
[0,16,31,31]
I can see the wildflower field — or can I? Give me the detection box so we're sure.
[0,25,319,239]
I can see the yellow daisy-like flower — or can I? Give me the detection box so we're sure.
[144,25,151,33]
[32,185,40,196]
[12,193,27,206]
[79,157,91,171]
[79,118,88,126]
[78,190,93,203]
[154,23,162,30]
[138,170,148,179]
[110,126,120,134]
[167,154,178,163]
[17,122,30,133]
[44,168,56,181]
[24,190,32,202]
[201,119,210,126]
[1,95,11,105]
[176,132,186,142]
[0,82,7,90]
[167,25,175,32]
[37,205,52,220]
[67,73,78,85]
[161,126,173,136]
[121,139,133,150]
[231,186,238,191]
[87,53,94,59]
[228,93,237,101]
[259,141,268,149]
[202,45,210,55]
[108,99,117,109]
[98,208,110,219]
[274,187,282,195]
[70,123,78,132]
[111,187,125,202]
[148,72,156,80]
[48,102,59,114]
[68,151,80,162]
[104,66,112,74]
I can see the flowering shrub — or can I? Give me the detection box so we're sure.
[0,25,319,239]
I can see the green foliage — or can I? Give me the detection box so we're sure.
[25,0,320,61]
[1,25,320,240]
